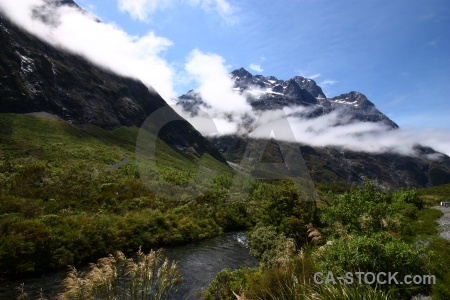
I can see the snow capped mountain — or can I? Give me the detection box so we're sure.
[176,68,450,188]
[177,67,398,129]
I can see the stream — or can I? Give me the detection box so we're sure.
[0,231,257,299]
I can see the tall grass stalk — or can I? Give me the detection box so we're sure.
[57,248,180,300]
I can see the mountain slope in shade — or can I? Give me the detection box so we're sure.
[0,8,227,164]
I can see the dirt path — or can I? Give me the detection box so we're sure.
[433,206,450,241]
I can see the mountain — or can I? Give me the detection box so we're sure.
[0,5,226,164]
[178,68,450,189]
[179,67,398,128]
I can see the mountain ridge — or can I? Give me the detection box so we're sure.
[179,67,399,128]
[178,67,450,188]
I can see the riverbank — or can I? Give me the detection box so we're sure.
[0,231,256,300]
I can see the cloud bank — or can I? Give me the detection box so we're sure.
[0,0,177,101]
[250,107,450,157]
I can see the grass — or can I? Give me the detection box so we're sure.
[418,183,450,206]
[0,113,243,275]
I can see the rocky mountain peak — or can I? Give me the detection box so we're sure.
[329,91,375,109]
[178,67,399,129]
[231,67,253,79]
[292,76,326,99]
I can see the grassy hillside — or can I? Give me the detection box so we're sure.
[418,183,450,205]
[0,113,317,277]
[0,113,247,275]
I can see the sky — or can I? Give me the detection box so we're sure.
[1,0,449,156]
[73,0,450,130]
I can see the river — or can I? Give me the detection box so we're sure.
[0,231,257,300]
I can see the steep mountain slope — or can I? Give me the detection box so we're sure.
[179,68,450,189]
[0,7,226,164]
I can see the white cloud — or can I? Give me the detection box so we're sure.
[249,64,263,73]
[118,0,237,24]
[320,79,338,86]
[0,0,177,101]
[308,73,321,80]
[297,70,321,80]
[185,49,252,114]
[118,0,171,22]
[248,107,450,157]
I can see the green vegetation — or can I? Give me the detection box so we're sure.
[2,113,450,300]
[205,180,450,300]
[418,183,450,205]
[0,113,248,275]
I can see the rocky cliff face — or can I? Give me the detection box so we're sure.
[0,10,226,163]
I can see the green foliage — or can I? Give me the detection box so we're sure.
[418,183,450,206]
[392,188,424,210]
[313,233,424,279]
[310,283,390,300]
[409,208,443,238]
[247,226,298,270]
[206,180,444,300]
[0,114,249,275]
[320,180,419,237]
[257,180,315,244]
[425,238,450,299]
[203,267,257,300]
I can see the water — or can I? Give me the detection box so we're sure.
[0,231,257,299]
[164,231,257,299]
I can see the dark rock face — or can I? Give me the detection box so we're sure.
[0,13,159,129]
[329,91,398,128]
[211,135,450,189]
[0,11,226,164]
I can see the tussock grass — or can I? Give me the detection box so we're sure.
[57,248,180,300]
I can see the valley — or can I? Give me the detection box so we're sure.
[1,1,450,299]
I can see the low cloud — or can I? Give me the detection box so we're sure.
[0,0,177,101]
[185,49,252,114]
[249,107,450,157]
[178,102,450,157]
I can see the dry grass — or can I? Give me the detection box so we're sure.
[306,223,324,246]
[57,248,180,300]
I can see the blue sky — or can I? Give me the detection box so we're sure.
[1,0,449,154]
[74,0,450,130]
